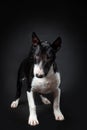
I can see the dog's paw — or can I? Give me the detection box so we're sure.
[11,101,18,108]
[28,116,39,126]
[10,99,19,108]
[54,110,64,121]
[42,97,51,104]
[40,95,51,104]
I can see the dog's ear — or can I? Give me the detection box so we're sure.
[32,32,40,46]
[51,37,62,52]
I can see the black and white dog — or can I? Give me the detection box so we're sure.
[11,32,64,126]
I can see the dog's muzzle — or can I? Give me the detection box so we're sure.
[36,74,44,78]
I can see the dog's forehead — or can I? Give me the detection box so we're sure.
[34,41,53,55]
[40,41,53,55]
[41,41,51,48]
[41,41,52,52]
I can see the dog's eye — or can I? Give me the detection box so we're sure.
[47,55,51,60]
[47,56,50,59]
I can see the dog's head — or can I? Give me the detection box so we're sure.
[32,32,62,78]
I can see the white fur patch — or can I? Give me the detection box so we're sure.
[33,61,44,76]
[31,65,61,94]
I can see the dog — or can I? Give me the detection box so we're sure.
[10,32,64,126]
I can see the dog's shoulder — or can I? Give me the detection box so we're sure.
[18,46,34,79]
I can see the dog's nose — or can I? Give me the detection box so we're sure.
[36,74,44,78]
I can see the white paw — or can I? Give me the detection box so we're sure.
[54,110,64,121]
[40,95,51,105]
[42,97,51,104]
[28,116,39,126]
[10,100,19,108]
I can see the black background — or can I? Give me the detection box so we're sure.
[0,2,87,130]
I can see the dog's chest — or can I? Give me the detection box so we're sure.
[31,74,58,94]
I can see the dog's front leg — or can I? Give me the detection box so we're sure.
[53,88,64,121]
[27,91,39,126]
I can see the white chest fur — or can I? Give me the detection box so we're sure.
[31,66,61,94]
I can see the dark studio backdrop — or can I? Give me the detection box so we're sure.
[0,2,87,130]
